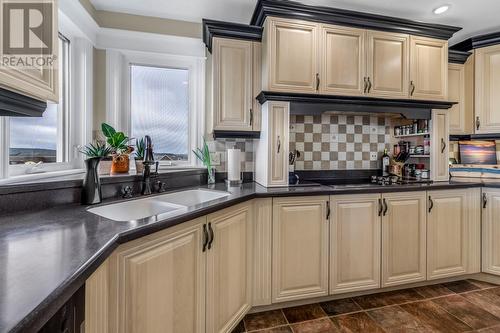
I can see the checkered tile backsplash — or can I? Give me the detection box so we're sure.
[290,114,391,170]
[208,138,254,173]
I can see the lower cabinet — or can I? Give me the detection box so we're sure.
[330,194,381,294]
[382,191,427,287]
[206,202,253,333]
[482,188,500,275]
[427,189,481,280]
[272,196,329,302]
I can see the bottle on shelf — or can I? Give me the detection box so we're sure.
[382,148,390,177]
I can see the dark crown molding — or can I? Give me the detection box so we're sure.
[451,31,500,52]
[257,91,456,120]
[449,50,472,64]
[250,0,461,40]
[202,19,263,52]
[0,87,47,117]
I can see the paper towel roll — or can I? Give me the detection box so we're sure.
[227,149,241,181]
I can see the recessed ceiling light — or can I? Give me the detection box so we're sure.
[433,5,450,14]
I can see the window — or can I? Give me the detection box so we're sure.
[130,65,190,162]
[9,34,70,167]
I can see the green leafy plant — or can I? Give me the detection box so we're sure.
[135,137,146,160]
[101,123,130,154]
[79,141,112,158]
[193,138,212,170]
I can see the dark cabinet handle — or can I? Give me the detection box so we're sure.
[277,136,281,154]
[250,109,253,127]
[202,224,208,252]
[483,193,488,209]
[367,77,372,93]
[316,73,320,91]
[383,198,388,216]
[428,196,434,213]
[476,116,481,130]
[378,199,383,217]
[410,81,415,96]
[363,77,368,93]
[441,138,446,154]
[207,222,214,250]
[326,202,330,220]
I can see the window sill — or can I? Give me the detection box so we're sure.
[0,169,85,186]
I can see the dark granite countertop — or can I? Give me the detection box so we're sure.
[1,179,498,333]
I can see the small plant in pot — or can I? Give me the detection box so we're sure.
[78,141,112,204]
[101,123,133,174]
[193,138,215,184]
[135,137,146,174]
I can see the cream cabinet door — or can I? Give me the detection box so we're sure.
[482,189,500,275]
[319,24,365,95]
[212,37,253,131]
[0,0,59,102]
[381,192,427,287]
[330,194,381,294]
[252,42,262,131]
[427,190,468,280]
[366,31,409,98]
[206,202,253,333]
[410,36,448,100]
[431,110,450,182]
[264,17,319,93]
[475,45,500,133]
[108,218,206,333]
[448,63,467,134]
[272,196,329,302]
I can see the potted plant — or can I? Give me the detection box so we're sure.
[78,141,112,204]
[101,123,133,174]
[193,138,215,184]
[135,137,146,174]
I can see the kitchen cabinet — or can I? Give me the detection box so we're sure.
[262,17,319,93]
[255,101,290,187]
[448,58,475,135]
[427,189,480,279]
[206,202,253,333]
[431,109,450,182]
[330,194,381,294]
[0,0,59,102]
[366,31,410,98]
[482,188,500,275]
[319,24,366,95]
[475,44,500,133]
[272,196,329,302]
[107,217,206,333]
[409,36,448,100]
[252,198,273,306]
[381,191,427,287]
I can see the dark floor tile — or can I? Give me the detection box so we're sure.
[432,294,500,330]
[330,312,385,332]
[468,279,500,290]
[462,289,500,318]
[443,280,481,293]
[244,310,287,331]
[253,326,292,333]
[413,284,455,298]
[291,318,339,333]
[231,320,246,333]
[282,304,327,323]
[369,305,439,332]
[353,289,424,309]
[401,300,472,332]
[320,298,362,316]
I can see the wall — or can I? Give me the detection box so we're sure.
[290,114,391,170]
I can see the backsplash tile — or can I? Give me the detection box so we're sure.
[290,114,391,171]
[208,138,254,173]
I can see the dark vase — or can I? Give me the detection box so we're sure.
[82,157,102,205]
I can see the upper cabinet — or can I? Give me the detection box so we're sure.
[262,17,319,93]
[261,17,448,101]
[409,36,448,100]
[0,0,59,103]
[448,56,474,135]
[206,38,262,135]
[475,44,500,133]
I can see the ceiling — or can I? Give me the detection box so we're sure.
[89,0,500,45]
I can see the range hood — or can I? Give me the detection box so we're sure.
[0,87,47,117]
[257,91,456,120]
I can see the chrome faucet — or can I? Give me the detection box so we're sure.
[141,135,156,195]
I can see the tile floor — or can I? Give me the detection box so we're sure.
[232,279,500,333]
